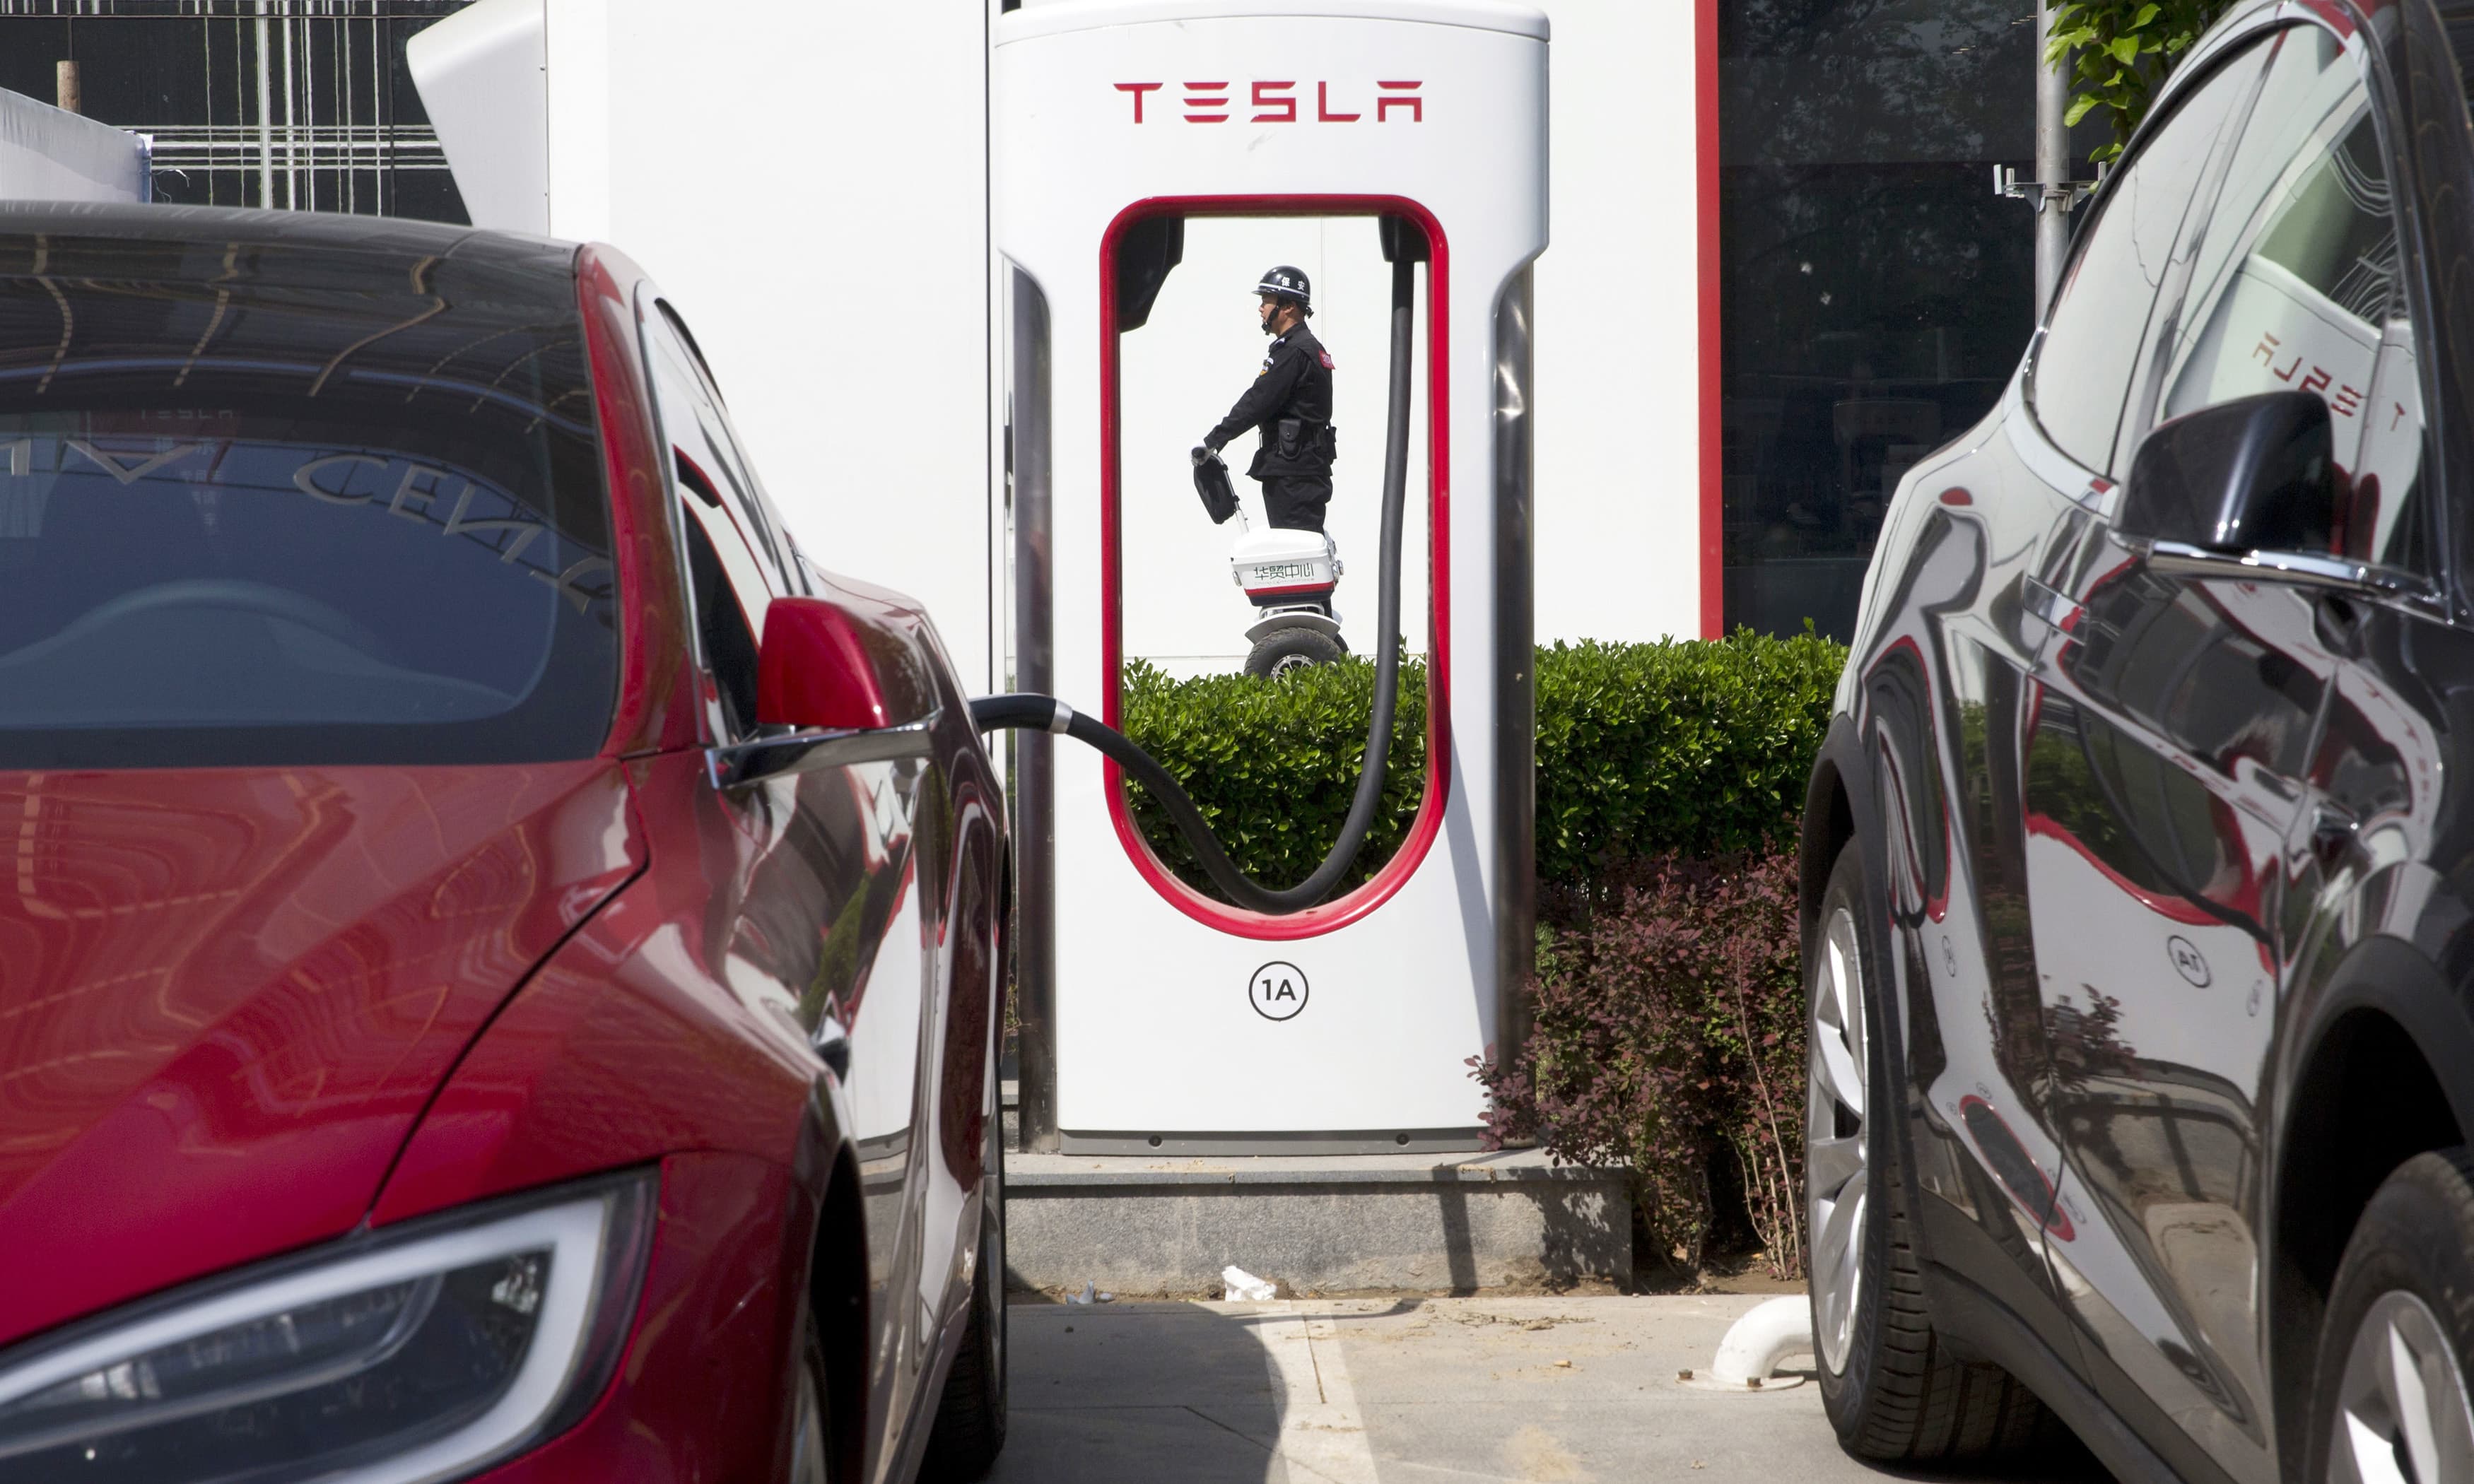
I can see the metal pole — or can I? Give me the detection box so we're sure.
[1491,268,1536,1088]
[254,2,276,211]
[1009,269,1060,1155]
[2036,0,2072,313]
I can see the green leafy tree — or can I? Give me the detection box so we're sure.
[2046,0,2234,161]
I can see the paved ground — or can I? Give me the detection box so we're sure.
[988,1294,2116,1484]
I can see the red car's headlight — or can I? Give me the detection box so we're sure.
[0,1170,656,1483]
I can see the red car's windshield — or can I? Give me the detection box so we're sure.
[0,231,616,770]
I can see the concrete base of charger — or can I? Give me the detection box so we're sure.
[1000,1146,1631,1296]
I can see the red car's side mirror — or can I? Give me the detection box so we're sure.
[755,596,937,732]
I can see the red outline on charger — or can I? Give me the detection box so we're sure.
[1098,194,1452,941]
[1695,0,1723,640]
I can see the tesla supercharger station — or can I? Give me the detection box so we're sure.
[995,0,1547,1153]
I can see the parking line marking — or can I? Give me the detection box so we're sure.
[1257,1302,1378,1483]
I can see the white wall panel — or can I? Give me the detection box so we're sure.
[406,0,549,233]
[544,0,997,690]
[1530,0,1703,644]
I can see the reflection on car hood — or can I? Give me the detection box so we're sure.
[0,761,641,1350]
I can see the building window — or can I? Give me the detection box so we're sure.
[0,1,470,223]
[1719,1,2086,641]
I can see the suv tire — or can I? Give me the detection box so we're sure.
[2308,1150,2474,1483]
[1810,842,2055,1461]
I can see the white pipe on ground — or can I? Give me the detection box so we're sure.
[1711,1296,1815,1387]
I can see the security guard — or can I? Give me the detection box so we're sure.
[1193,265,1336,532]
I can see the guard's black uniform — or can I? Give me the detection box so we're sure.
[1202,323,1336,532]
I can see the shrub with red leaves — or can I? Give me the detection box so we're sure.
[1473,851,1807,1279]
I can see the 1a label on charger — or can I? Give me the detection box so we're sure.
[1249,961,1308,1021]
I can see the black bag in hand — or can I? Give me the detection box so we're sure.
[1192,447,1238,525]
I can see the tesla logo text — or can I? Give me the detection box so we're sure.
[1115,80,1422,124]
[2251,329,2386,424]
[2167,935,2212,988]
[1248,960,1310,1021]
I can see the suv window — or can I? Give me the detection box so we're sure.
[0,237,616,770]
[2152,26,2427,570]
[2032,43,2265,471]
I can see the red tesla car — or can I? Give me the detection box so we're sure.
[0,205,1009,1484]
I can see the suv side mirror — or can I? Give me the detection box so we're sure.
[755,594,937,732]
[2118,389,2335,555]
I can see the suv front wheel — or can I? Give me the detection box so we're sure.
[2309,1150,2474,1483]
[1808,842,2053,1461]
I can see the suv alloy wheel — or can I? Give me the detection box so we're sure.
[2310,1151,2474,1483]
[1808,844,2054,1460]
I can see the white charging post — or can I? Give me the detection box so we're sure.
[996,0,1547,1153]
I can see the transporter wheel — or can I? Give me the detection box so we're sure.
[2307,1150,2474,1483]
[921,1112,1008,1480]
[1809,843,2055,1461]
[1244,625,1344,679]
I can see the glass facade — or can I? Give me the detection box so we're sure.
[0,1,469,223]
[1719,1,2096,640]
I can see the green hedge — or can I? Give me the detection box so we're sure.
[1121,656,1429,898]
[1119,631,1847,900]
[1530,632,1844,881]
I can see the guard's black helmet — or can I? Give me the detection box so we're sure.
[1254,264,1313,314]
